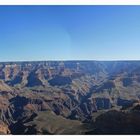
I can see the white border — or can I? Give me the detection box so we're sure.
[1,135,140,140]
[0,0,140,5]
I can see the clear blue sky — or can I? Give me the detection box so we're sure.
[0,6,140,61]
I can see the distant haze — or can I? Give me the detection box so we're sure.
[0,6,140,61]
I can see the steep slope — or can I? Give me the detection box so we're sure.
[87,103,140,134]
[0,80,12,92]
[23,111,89,135]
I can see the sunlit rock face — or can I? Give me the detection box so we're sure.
[0,121,10,134]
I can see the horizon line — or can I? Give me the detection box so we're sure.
[1,59,140,63]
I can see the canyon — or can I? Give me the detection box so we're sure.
[0,61,140,134]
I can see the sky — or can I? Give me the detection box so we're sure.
[0,6,140,61]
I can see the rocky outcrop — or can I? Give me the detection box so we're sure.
[0,120,10,134]
[0,80,12,92]
[26,72,44,87]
